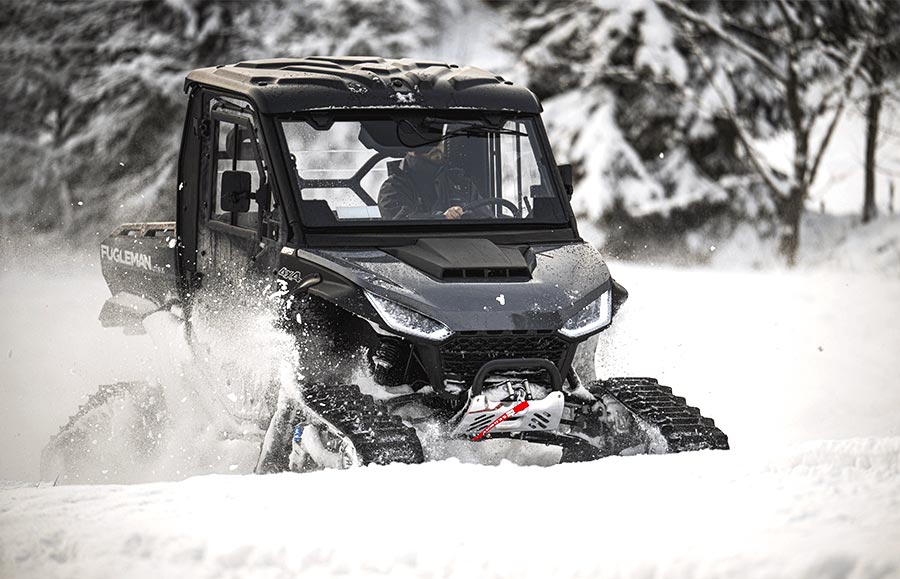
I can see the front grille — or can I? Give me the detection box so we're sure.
[439,331,569,385]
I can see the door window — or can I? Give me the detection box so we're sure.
[209,97,277,237]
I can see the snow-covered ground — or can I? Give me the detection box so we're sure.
[1,248,900,578]
[3,438,899,579]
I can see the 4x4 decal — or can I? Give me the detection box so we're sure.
[277,266,305,283]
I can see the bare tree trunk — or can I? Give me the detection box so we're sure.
[781,64,808,267]
[891,181,895,215]
[780,184,805,267]
[863,48,882,224]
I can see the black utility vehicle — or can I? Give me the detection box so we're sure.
[46,57,727,475]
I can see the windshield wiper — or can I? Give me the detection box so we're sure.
[452,125,528,138]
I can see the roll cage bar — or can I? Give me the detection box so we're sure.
[292,150,384,207]
[280,115,540,211]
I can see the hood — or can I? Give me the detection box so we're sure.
[295,241,611,333]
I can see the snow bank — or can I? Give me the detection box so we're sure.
[2,438,899,579]
[706,213,900,275]
[803,214,900,276]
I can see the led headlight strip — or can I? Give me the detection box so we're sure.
[365,291,452,342]
[559,288,612,338]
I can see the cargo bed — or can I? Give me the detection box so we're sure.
[98,222,179,333]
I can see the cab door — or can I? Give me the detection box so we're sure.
[196,95,281,288]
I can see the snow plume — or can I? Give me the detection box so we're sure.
[39,269,306,485]
[142,271,301,481]
[186,271,298,410]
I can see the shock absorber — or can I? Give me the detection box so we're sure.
[369,336,409,387]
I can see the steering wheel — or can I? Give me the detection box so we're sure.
[461,197,521,218]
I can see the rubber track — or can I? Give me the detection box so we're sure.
[41,381,167,480]
[300,383,425,466]
[598,378,729,452]
[47,382,157,446]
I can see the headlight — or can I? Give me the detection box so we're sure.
[365,291,452,341]
[559,289,612,338]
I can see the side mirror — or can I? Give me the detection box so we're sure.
[557,164,574,199]
[221,170,251,213]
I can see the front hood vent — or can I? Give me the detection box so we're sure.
[384,238,535,281]
[443,267,531,279]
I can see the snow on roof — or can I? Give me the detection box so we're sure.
[184,56,542,114]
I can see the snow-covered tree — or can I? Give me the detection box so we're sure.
[495,0,780,262]
[657,0,878,265]
[252,0,444,58]
[1,0,246,234]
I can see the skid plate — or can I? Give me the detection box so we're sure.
[452,391,564,438]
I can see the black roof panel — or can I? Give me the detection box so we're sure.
[184,56,542,114]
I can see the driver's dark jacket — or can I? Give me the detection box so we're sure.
[378,155,489,219]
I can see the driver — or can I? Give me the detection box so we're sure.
[378,143,489,220]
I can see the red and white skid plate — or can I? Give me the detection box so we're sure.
[452,392,564,440]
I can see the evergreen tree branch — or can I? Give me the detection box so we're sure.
[775,0,802,42]
[719,13,786,50]
[686,37,789,198]
[655,0,787,84]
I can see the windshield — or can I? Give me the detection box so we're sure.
[280,114,569,228]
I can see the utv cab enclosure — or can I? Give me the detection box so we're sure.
[107,57,600,383]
